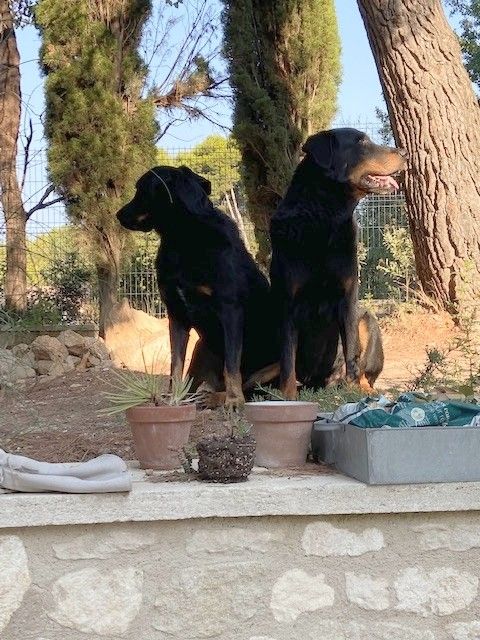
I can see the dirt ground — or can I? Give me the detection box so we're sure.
[0,310,458,463]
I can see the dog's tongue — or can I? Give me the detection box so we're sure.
[369,174,399,191]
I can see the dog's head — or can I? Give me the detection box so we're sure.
[116,166,212,232]
[302,128,407,196]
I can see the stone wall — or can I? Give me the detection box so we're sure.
[2,510,480,639]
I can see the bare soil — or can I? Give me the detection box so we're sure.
[0,310,458,463]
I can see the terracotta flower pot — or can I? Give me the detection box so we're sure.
[197,434,256,483]
[244,401,318,468]
[126,404,196,470]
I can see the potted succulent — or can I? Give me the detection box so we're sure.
[102,370,198,470]
[245,386,318,468]
[197,410,256,483]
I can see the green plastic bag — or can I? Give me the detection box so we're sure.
[332,393,480,429]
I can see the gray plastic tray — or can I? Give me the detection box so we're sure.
[312,416,480,485]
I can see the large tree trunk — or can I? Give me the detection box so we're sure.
[0,0,27,312]
[357,0,480,316]
[96,233,121,339]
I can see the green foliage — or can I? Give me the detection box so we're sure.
[40,251,93,321]
[25,226,92,285]
[252,383,367,411]
[223,0,341,261]
[2,226,98,323]
[119,232,163,314]
[377,226,418,301]
[448,0,480,90]
[156,136,241,205]
[9,0,35,27]
[0,297,63,328]
[175,135,241,204]
[222,408,253,438]
[298,385,368,410]
[35,0,158,282]
[375,106,395,145]
[409,311,480,396]
[101,370,198,414]
[357,188,412,300]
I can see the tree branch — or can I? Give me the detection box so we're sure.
[20,116,32,192]
[26,184,64,219]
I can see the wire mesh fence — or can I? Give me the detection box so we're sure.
[0,124,410,323]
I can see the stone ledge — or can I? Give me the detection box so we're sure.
[2,469,480,529]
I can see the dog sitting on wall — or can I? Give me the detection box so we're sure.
[116,166,278,408]
[270,128,406,398]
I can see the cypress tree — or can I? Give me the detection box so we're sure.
[36,0,157,334]
[222,0,341,264]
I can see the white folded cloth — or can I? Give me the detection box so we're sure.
[0,450,132,493]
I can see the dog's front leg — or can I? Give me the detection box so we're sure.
[169,316,190,382]
[278,301,299,400]
[218,301,245,409]
[338,294,360,384]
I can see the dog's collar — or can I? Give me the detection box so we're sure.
[149,168,173,204]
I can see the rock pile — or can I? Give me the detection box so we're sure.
[0,330,111,390]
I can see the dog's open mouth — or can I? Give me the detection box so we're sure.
[360,173,400,194]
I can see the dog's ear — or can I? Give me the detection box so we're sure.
[172,166,212,213]
[179,166,212,195]
[302,131,335,171]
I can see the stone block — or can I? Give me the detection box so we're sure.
[270,568,334,623]
[31,336,68,362]
[53,530,159,560]
[414,524,480,552]
[57,330,88,357]
[0,536,31,633]
[154,561,265,638]
[302,521,384,557]
[49,566,143,636]
[345,572,390,610]
[394,567,478,616]
[448,621,480,640]
[186,528,277,556]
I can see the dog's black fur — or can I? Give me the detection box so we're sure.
[270,128,406,398]
[116,165,278,407]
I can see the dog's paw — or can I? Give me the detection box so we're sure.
[224,391,245,410]
[345,360,360,384]
[358,375,375,395]
[196,390,226,409]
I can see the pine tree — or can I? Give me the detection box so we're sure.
[222,0,341,264]
[36,0,157,335]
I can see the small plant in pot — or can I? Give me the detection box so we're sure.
[101,370,198,471]
[197,410,256,483]
[245,385,319,468]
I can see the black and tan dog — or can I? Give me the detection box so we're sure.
[117,166,278,408]
[270,128,406,399]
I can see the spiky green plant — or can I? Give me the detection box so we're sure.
[101,371,198,415]
[223,407,253,437]
[252,382,368,412]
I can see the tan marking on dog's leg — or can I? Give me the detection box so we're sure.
[243,362,280,391]
[280,371,298,401]
[358,317,369,354]
[359,374,375,395]
[224,370,245,408]
[197,285,213,296]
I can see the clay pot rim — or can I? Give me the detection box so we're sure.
[126,403,196,423]
[245,401,317,407]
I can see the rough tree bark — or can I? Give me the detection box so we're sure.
[0,0,27,312]
[357,0,480,316]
